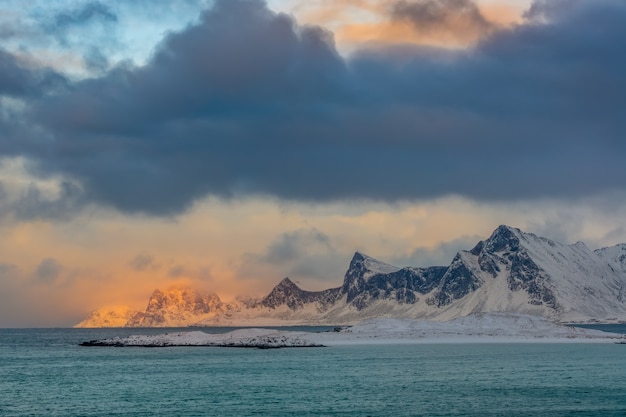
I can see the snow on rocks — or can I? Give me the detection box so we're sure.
[80,329,324,349]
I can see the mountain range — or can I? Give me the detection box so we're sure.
[75,225,626,327]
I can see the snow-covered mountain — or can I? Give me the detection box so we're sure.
[75,306,144,328]
[595,243,626,275]
[215,225,626,325]
[75,225,626,327]
[127,288,228,327]
[76,288,228,328]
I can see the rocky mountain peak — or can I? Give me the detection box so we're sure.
[341,252,375,301]
[595,243,626,274]
[482,225,521,253]
[342,252,401,295]
[145,288,220,314]
[276,277,298,289]
[261,277,303,309]
[261,277,342,310]
[128,287,224,327]
[74,306,144,328]
[428,251,483,307]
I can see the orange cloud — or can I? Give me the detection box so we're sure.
[284,0,530,49]
[480,3,525,25]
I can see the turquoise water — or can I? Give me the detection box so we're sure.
[2,327,626,416]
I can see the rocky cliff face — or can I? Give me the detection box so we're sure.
[340,252,447,310]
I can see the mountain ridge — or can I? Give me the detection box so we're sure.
[75,225,626,327]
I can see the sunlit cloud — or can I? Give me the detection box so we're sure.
[269,0,530,50]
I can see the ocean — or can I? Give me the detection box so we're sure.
[2,326,626,416]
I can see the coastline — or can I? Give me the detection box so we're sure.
[78,313,626,348]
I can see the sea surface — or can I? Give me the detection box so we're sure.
[2,325,626,416]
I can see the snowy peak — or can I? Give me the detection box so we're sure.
[340,252,447,310]
[345,252,401,281]
[261,277,306,309]
[270,277,300,293]
[475,225,562,256]
[595,244,626,274]
[74,306,144,328]
[126,288,225,327]
[341,252,401,302]
[464,225,626,318]
[465,225,560,309]
[354,251,402,275]
[261,277,341,310]
[428,251,483,307]
[481,224,522,253]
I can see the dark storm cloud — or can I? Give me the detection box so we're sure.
[7,182,84,221]
[83,47,110,72]
[0,49,66,98]
[0,49,66,165]
[7,0,626,215]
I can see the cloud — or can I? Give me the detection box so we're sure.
[51,1,117,32]
[601,227,626,247]
[263,228,332,263]
[0,262,17,279]
[391,0,494,42]
[0,49,66,98]
[0,0,621,216]
[39,2,120,75]
[168,265,186,278]
[240,228,347,286]
[129,254,157,271]
[0,158,86,221]
[10,182,85,221]
[391,235,483,267]
[35,258,63,284]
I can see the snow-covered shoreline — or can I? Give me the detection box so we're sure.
[80,328,324,348]
[80,313,626,349]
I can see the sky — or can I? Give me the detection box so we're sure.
[0,0,625,327]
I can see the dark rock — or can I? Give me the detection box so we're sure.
[260,277,341,310]
[429,253,483,307]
